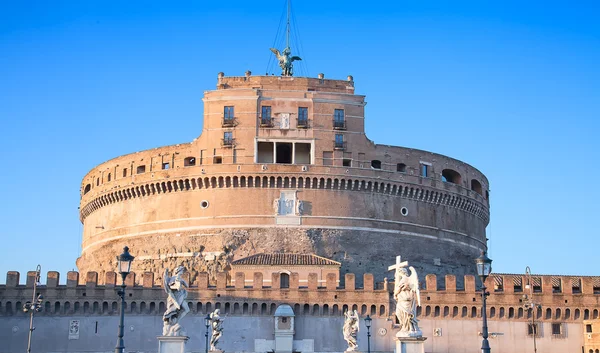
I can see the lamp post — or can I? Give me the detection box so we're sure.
[23,264,43,353]
[204,314,211,353]
[475,251,492,353]
[365,314,372,353]
[114,246,134,353]
[523,266,540,353]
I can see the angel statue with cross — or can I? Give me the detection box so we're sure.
[388,256,422,337]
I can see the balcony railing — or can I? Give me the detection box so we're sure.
[334,141,346,150]
[297,118,309,128]
[221,138,235,148]
[260,117,273,127]
[222,116,236,127]
[333,119,346,130]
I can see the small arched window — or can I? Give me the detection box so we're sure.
[471,179,483,195]
[84,184,91,195]
[397,163,406,172]
[442,169,462,184]
[371,160,382,169]
[280,273,290,289]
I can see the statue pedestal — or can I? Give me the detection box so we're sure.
[210,350,224,353]
[158,335,189,353]
[395,334,426,353]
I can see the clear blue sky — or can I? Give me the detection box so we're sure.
[1,1,599,283]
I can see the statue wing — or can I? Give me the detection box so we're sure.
[290,56,302,62]
[270,48,281,58]
[163,268,171,295]
[409,266,421,306]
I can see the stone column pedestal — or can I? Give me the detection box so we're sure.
[158,335,189,353]
[395,335,427,353]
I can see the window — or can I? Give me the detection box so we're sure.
[261,106,272,126]
[298,107,308,127]
[551,323,563,335]
[223,106,234,126]
[442,169,462,184]
[333,109,345,129]
[222,132,233,146]
[421,164,429,177]
[586,324,593,333]
[107,173,111,182]
[527,323,539,336]
[184,157,196,166]
[276,143,292,164]
[471,179,483,195]
[334,134,344,149]
[122,168,127,177]
[162,163,169,170]
[136,165,146,174]
[213,156,222,164]
[84,184,91,195]
[371,160,382,169]
[280,273,290,288]
[343,159,351,167]
[397,163,406,173]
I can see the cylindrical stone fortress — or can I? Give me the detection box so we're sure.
[77,74,490,284]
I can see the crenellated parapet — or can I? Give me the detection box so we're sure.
[0,270,389,318]
[2,271,599,323]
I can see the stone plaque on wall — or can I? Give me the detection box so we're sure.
[279,113,290,129]
[68,320,80,340]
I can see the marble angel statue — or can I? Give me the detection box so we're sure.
[343,309,360,351]
[393,265,421,336]
[162,266,190,336]
[210,308,225,351]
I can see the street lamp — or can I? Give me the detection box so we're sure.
[364,314,372,353]
[523,266,541,353]
[204,314,211,353]
[114,246,134,353]
[23,264,43,353]
[475,251,492,353]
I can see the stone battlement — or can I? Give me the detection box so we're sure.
[2,271,599,324]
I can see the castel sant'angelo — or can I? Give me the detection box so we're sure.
[77,70,490,287]
[2,15,600,353]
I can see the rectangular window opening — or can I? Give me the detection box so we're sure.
[343,159,352,167]
[223,132,233,147]
[527,323,538,336]
[261,106,272,126]
[295,143,311,164]
[551,323,562,335]
[162,162,170,170]
[257,142,274,163]
[334,134,345,150]
[223,106,234,126]
[298,107,308,127]
[213,156,222,164]
[122,168,127,177]
[333,109,345,129]
[136,165,146,174]
[421,164,429,177]
[276,142,293,164]
[586,324,593,333]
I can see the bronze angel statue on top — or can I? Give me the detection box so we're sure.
[270,47,302,76]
